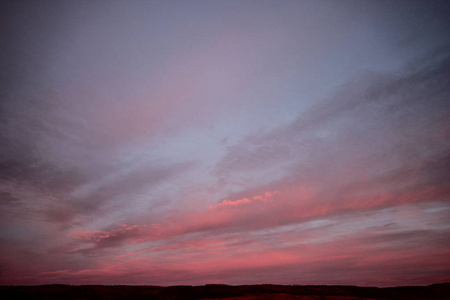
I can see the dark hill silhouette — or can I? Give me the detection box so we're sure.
[1,282,449,299]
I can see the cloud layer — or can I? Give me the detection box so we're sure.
[1,0,450,286]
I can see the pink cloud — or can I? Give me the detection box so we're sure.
[70,224,150,244]
[68,177,449,254]
[209,191,279,209]
[35,208,450,286]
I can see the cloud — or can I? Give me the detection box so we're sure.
[39,201,450,287]
[62,51,450,260]
[215,49,450,203]
[2,0,450,286]
[70,224,149,247]
[0,191,19,207]
[209,191,279,209]
[69,161,195,216]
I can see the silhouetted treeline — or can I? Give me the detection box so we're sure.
[1,282,449,299]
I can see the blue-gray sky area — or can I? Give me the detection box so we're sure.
[1,0,449,286]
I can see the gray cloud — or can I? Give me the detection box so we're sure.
[216,49,450,194]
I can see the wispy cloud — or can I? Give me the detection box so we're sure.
[209,191,279,209]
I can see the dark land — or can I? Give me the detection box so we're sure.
[1,282,449,299]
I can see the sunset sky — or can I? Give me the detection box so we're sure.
[1,0,450,287]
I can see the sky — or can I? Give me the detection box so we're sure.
[1,0,450,287]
